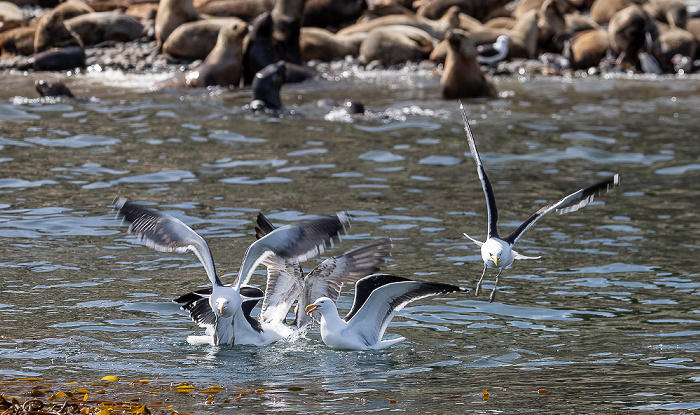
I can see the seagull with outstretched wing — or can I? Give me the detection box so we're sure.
[459,103,620,302]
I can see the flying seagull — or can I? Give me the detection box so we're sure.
[459,103,620,302]
[174,214,392,346]
[305,274,463,350]
[114,198,349,346]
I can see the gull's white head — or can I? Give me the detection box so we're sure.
[305,297,334,316]
[482,238,505,268]
[211,293,239,318]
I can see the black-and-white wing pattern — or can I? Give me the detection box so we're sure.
[504,174,620,245]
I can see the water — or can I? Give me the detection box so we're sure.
[1,69,699,413]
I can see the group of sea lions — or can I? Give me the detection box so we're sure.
[2,0,700,106]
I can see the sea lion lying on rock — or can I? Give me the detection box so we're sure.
[65,12,144,46]
[300,27,367,62]
[24,46,86,71]
[0,27,36,57]
[156,21,248,89]
[162,17,246,61]
[359,25,436,65]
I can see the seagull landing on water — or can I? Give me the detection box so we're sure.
[305,274,463,350]
[114,198,349,346]
[458,103,620,303]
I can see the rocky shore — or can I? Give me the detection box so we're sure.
[1,0,700,105]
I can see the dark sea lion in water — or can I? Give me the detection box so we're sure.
[35,79,75,98]
[251,61,287,110]
[440,28,496,99]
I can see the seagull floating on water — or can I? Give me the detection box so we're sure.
[305,274,463,350]
[115,198,349,346]
[459,103,620,302]
[175,214,392,346]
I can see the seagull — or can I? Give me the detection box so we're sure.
[114,198,349,346]
[305,274,463,350]
[459,103,620,302]
[477,35,510,65]
[174,215,392,346]
[253,213,392,331]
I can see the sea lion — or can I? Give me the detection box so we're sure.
[251,61,286,110]
[537,0,568,53]
[195,0,273,20]
[65,12,144,45]
[483,16,515,30]
[157,21,248,88]
[658,27,696,65]
[35,79,75,97]
[190,21,248,87]
[52,0,94,20]
[356,2,414,23]
[300,27,367,61]
[440,28,496,99]
[590,0,631,25]
[565,28,611,70]
[303,0,366,29]
[0,1,23,33]
[0,26,35,56]
[415,0,510,22]
[24,46,86,71]
[243,11,275,84]
[359,25,436,64]
[686,18,700,58]
[608,5,657,70]
[34,10,83,53]
[155,0,199,48]
[162,17,246,61]
[643,0,687,29]
[338,5,460,40]
[271,0,305,64]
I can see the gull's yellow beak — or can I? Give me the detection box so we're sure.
[491,257,498,266]
[305,304,319,314]
[218,304,225,314]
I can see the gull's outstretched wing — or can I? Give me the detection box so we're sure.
[503,174,620,245]
[345,275,462,347]
[233,212,351,291]
[254,212,305,325]
[115,198,222,287]
[460,103,499,239]
[297,238,392,326]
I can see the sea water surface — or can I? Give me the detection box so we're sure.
[0,70,699,413]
